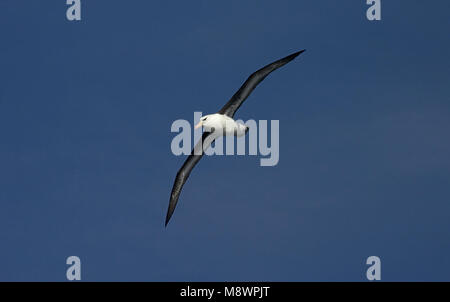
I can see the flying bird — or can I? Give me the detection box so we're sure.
[165,50,306,226]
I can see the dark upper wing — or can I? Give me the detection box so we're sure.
[165,131,215,226]
[218,50,305,118]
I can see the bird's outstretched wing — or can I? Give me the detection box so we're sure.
[165,131,215,226]
[218,50,305,118]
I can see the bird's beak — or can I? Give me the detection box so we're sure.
[194,121,203,129]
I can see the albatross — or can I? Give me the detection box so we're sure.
[165,49,306,226]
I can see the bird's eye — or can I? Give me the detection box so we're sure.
[203,117,208,121]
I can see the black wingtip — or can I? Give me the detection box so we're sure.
[165,203,176,227]
[293,49,306,57]
[165,213,171,227]
[282,49,306,63]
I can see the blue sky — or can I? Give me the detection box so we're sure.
[0,0,449,281]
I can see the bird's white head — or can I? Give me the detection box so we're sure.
[194,114,214,130]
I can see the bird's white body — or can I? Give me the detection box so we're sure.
[196,113,248,137]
